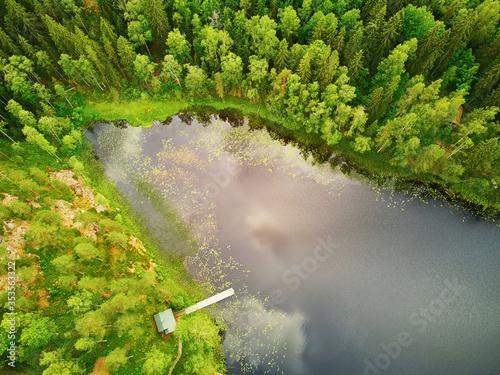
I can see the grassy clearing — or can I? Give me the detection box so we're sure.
[80,99,187,128]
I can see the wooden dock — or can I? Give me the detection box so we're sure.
[174,288,234,317]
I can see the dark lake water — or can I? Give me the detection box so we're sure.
[86,115,500,375]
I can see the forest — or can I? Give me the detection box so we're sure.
[0,0,499,373]
[0,0,499,210]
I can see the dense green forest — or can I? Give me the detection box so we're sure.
[0,0,499,210]
[0,0,499,373]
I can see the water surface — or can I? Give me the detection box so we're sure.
[87,115,500,375]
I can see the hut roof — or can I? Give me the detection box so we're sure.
[153,308,176,333]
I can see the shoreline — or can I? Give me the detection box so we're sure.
[80,97,499,220]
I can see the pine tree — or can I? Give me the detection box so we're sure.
[316,49,338,89]
[17,35,36,59]
[5,0,37,39]
[432,11,478,76]
[331,26,346,54]
[142,346,172,375]
[75,243,105,262]
[482,85,500,107]
[100,17,123,75]
[6,99,37,128]
[348,50,365,82]
[146,0,170,54]
[372,39,417,88]
[0,27,16,58]
[366,87,384,124]
[269,0,279,19]
[274,39,289,72]
[364,5,388,68]
[214,72,224,99]
[117,36,137,80]
[474,60,500,99]
[311,19,326,42]
[379,75,401,117]
[278,5,301,43]
[298,0,313,23]
[469,0,500,48]
[324,22,337,46]
[409,23,448,77]
[372,10,403,66]
[476,34,500,72]
[361,0,387,24]
[288,43,306,72]
[44,16,76,56]
[22,126,61,160]
[343,22,364,65]
[465,138,500,176]
[442,0,459,26]
[106,347,132,372]
[297,51,312,83]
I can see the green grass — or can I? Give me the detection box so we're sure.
[81,98,187,128]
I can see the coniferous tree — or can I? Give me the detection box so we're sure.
[297,51,312,83]
[409,23,447,77]
[5,0,37,39]
[343,21,364,65]
[0,27,16,58]
[372,9,403,66]
[43,16,75,56]
[476,34,500,72]
[145,0,170,54]
[311,19,326,43]
[348,50,365,82]
[274,39,289,72]
[432,10,478,76]
[366,86,384,124]
[331,26,346,54]
[469,0,500,48]
[117,36,137,80]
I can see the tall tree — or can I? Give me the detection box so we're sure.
[221,52,243,92]
[372,39,417,89]
[184,65,208,96]
[117,36,138,80]
[409,22,447,76]
[278,6,301,43]
[145,0,170,53]
[469,0,500,48]
[246,15,279,60]
[142,346,173,375]
[343,21,364,65]
[166,29,191,64]
[371,9,403,67]
[161,55,183,87]
[106,347,132,372]
[432,10,478,76]
[273,39,289,72]
[297,51,312,83]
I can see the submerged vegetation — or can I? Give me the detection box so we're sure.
[0,0,499,373]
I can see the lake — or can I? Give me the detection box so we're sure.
[86,113,500,375]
